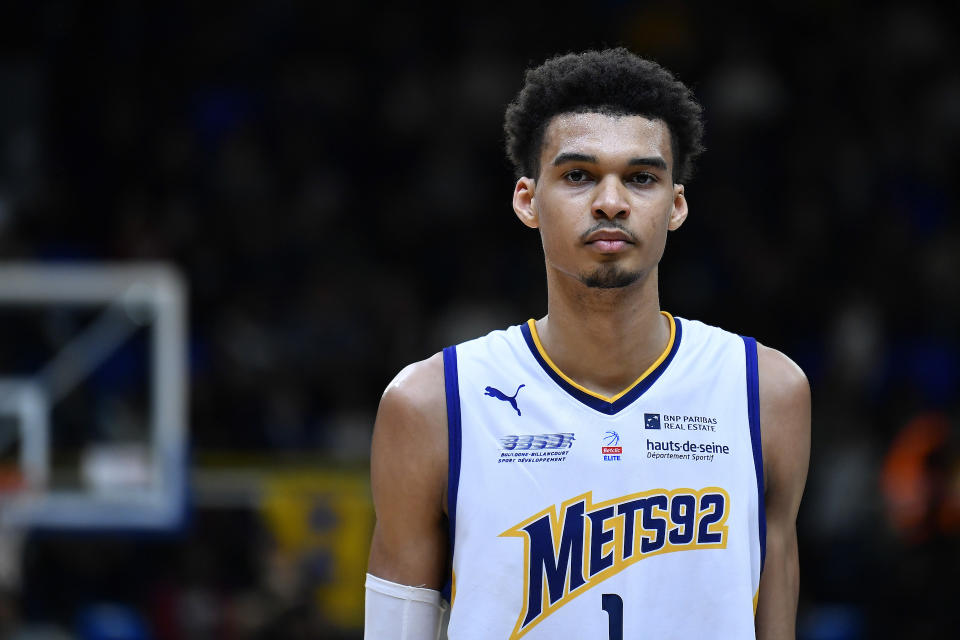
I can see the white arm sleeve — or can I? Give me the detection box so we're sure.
[364,573,448,640]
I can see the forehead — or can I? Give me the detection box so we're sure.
[540,112,673,167]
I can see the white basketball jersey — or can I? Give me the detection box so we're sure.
[441,313,765,640]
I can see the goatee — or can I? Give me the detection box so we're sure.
[580,265,642,289]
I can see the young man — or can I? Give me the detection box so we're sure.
[366,49,810,639]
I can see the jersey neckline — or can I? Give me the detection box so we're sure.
[519,311,682,415]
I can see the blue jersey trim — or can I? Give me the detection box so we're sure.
[442,345,462,602]
[742,335,766,573]
[520,318,682,415]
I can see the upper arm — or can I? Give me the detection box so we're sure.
[367,353,450,590]
[758,344,810,520]
[755,343,811,638]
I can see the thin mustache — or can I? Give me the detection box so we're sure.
[579,222,637,243]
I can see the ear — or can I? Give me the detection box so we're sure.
[512,177,539,229]
[668,185,688,231]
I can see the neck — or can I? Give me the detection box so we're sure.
[535,266,669,397]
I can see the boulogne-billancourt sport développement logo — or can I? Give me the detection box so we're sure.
[498,432,574,465]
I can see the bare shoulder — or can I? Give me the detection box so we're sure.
[375,352,447,445]
[756,344,810,421]
[756,343,811,501]
[372,352,448,495]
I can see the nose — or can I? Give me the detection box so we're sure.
[592,175,630,220]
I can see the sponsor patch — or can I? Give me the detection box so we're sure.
[601,430,621,461]
[653,413,719,432]
[645,438,730,462]
[498,433,574,464]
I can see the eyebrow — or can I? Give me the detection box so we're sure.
[628,156,667,170]
[552,152,667,171]
[552,152,597,166]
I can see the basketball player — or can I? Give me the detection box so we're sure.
[365,49,810,639]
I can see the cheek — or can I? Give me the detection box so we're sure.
[534,200,575,246]
[632,207,670,240]
[535,217,580,269]
[538,223,564,258]
[652,199,677,233]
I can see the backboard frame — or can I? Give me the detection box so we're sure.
[0,263,187,530]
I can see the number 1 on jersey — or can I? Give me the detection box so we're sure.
[601,593,624,640]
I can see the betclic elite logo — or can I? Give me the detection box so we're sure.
[601,430,621,461]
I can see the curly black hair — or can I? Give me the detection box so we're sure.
[504,48,705,183]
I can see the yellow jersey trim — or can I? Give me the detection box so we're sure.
[525,311,676,404]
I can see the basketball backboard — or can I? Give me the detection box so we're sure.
[0,263,187,530]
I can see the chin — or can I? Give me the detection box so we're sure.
[580,266,642,289]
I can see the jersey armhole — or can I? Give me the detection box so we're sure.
[442,345,462,602]
[741,335,766,573]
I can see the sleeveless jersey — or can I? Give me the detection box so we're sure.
[441,313,765,639]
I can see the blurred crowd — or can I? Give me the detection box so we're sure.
[0,1,957,638]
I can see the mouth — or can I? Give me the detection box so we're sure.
[588,239,630,252]
[583,229,635,253]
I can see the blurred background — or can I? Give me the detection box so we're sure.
[0,1,957,638]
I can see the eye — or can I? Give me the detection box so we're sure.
[564,169,590,184]
[627,172,656,185]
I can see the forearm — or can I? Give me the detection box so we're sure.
[754,524,799,639]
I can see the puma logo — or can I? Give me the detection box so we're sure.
[484,384,526,416]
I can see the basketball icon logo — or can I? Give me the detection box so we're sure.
[601,431,622,461]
